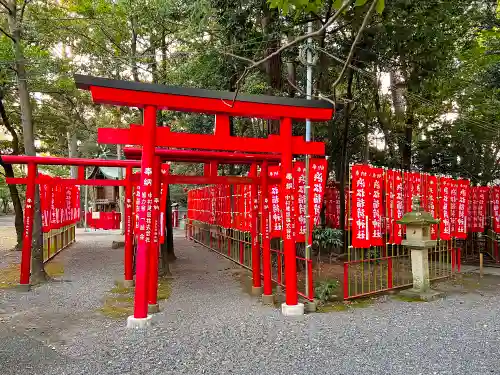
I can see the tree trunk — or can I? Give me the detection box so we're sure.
[338,69,354,251]
[7,2,47,282]
[129,15,140,82]
[261,2,282,134]
[0,96,24,250]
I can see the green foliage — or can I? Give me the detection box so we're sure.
[268,0,385,15]
[314,279,340,303]
[313,227,343,249]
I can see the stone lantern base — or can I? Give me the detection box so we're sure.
[399,288,443,302]
[399,248,443,301]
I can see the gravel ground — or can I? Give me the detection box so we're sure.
[1,229,500,375]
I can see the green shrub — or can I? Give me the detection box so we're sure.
[314,279,340,303]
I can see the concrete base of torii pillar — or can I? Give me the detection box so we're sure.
[127,315,152,329]
[281,302,305,316]
[400,248,443,302]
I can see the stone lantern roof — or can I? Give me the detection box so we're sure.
[396,196,439,226]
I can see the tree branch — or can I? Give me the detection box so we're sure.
[222,0,355,106]
[286,77,339,110]
[20,0,31,23]
[0,0,10,12]
[0,26,15,42]
[331,0,377,90]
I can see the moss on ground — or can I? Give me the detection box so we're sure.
[317,303,349,312]
[0,264,20,289]
[392,294,425,303]
[316,298,375,313]
[99,277,171,319]
[44,261,64,277]
[157,278,171,301]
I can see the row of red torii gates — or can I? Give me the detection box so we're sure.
[5,75,333,327]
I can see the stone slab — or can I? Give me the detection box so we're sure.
[251,286,263,296]
[262,294,274,305]
[148,303,160,314]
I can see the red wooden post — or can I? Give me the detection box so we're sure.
[124,166,134,286]
[250,163,261,294]
[204,163,210,176]
[261,162,273,301]
[147,156,161,313]
[19,162,36,287]
[280,118,301,314]
[131,105,156,323]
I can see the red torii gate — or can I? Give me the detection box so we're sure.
[74,74,333,326]
[2,156,141,289]
[3,152,282,290]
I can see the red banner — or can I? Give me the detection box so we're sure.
[269,166,282,237]
[393,170,404,244]
[351,164,372,248]
[439,177,452,240]
[324,186,340,229]
[293,161,306,241]
[371,168,384,246]
[492,186,500,233]
[385,169,394,242]
[309,159,327,232]
[455,179,469,238]
[405,172,422,213]
[449,179,458,237]
[424,175,438,240]
[471,186,489,232]
[282,169,294,241]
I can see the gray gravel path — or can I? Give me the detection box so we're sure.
[1,229,500,375]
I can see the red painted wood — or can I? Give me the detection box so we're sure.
[7,175,280,187]
[98,126,325,155]
[148,157,161,307]
[20,163,36,286]
[280,118,298,306]
[250,163,261,289]
[124,147,282,164]
[6,177,128,187]
[133,105,156,319]
[261,161,272,296]
[89,86,333,120]
[124,166,134,283]
[1,155,140,167]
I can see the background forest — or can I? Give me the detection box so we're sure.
[0,0,499,254]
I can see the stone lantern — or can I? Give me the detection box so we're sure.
[397,196,442,301]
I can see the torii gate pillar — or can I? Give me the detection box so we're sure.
[127,105,157,329]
